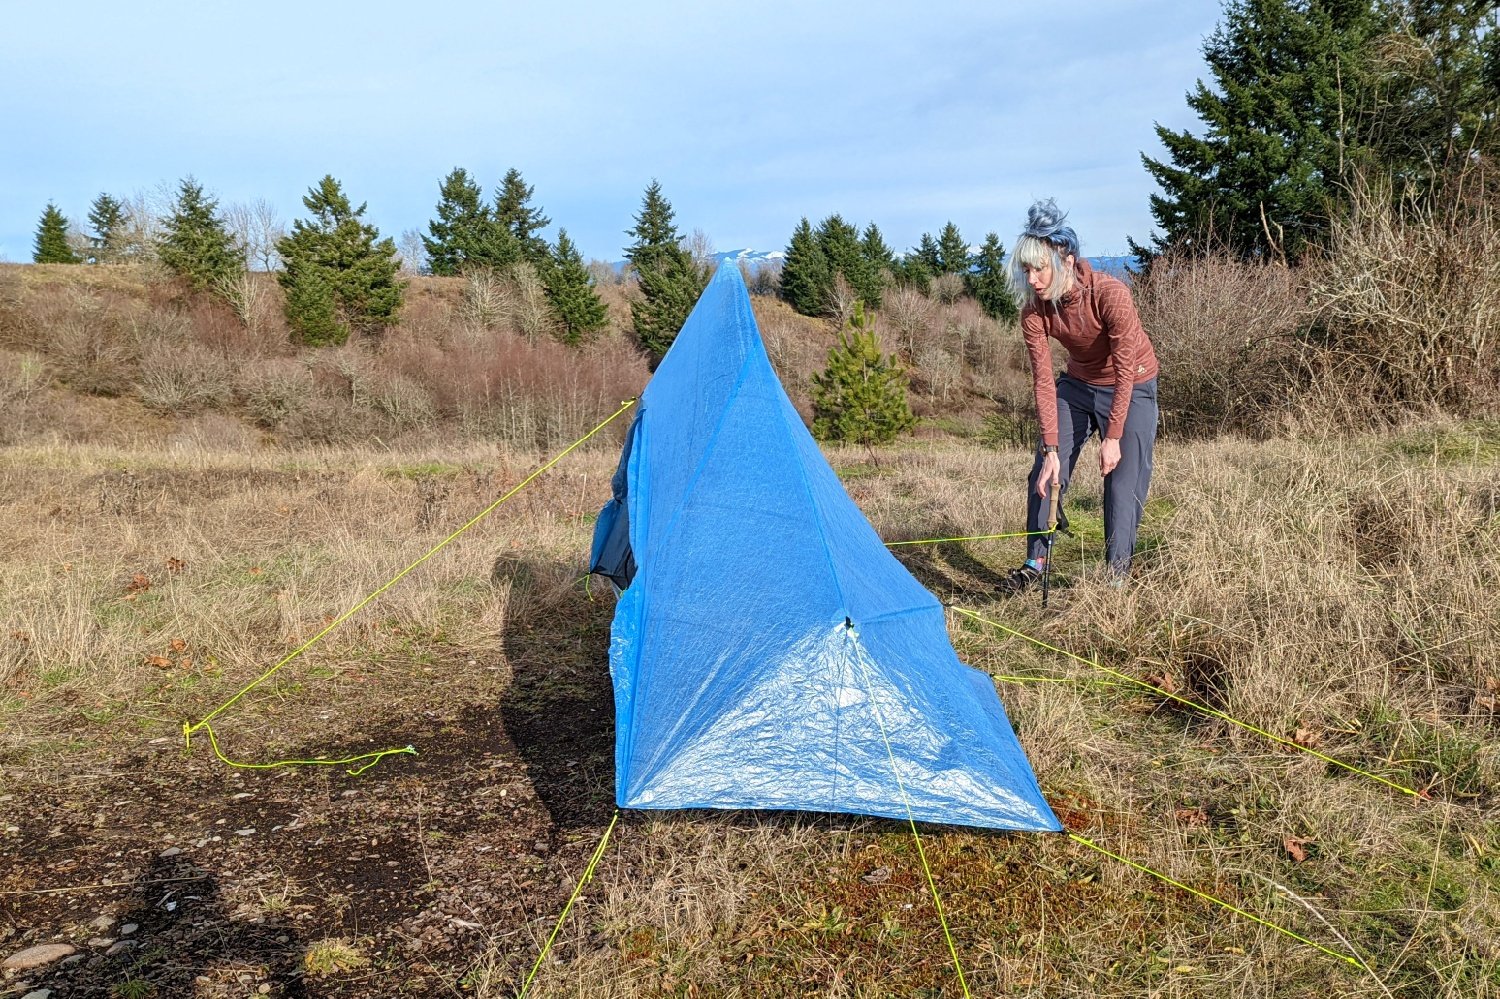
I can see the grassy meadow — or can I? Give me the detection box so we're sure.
[1,256,1497,998]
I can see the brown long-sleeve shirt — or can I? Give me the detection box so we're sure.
[1020,258,1158,444]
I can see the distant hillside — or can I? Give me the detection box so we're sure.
[620,249,1137,276]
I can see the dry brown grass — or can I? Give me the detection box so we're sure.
[3,417,1496,997]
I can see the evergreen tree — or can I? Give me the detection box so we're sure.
[779,217,830,316]
[277,175,405,346]
[625,180,706,359]
[1360,1,1500,188]
[1138,0,1379,260]
[914,232,943,274]
[87,193,128,264]
[815,214,870,312]
[624,179,681,273]
[855,222,893,309]
[811,303,915,445]
[158,177,241,291]
[967,232,1017,321]
[935,221,970,275]
[542,228,608,345]
[33,203,78,264]
[423,167,517,275]
[493,168,551,264]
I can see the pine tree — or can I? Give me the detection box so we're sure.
[33,203,78,264]
[852,222,892,309]
[158,178,241,291]
[935,221,970,275]
[1139,0,1379,260]
[542,229,609,345]
[87,193,128,264]
[779,217,830,316]
[625,181,706,359]
[967,233,1017,321]
[423,167,517,275]
[493,168,551,265]
[277,175,405,346]
[811,303,915,445]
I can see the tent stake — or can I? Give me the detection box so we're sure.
[1041,471,1060,608]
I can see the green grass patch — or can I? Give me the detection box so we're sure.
[1386,419,1500,464]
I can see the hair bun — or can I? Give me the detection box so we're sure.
[1024,198,1069,239]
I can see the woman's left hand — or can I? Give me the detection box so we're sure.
[1099,437,1121,477]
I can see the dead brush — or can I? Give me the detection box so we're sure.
[1307,173,1500,421]
[1132,249,1307,437]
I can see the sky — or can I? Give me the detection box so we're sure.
[1,1,1226,264]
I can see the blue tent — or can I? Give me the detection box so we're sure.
[591,265,1059,832]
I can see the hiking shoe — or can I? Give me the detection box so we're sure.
[996,564,1043,595]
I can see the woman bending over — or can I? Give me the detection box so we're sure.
[999,199,1159,593]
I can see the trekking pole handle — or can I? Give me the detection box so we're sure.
[1047,473,1060,532]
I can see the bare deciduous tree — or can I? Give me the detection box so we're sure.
[397,228,429,276]
[824,272,859,326]
[226,198,285,271]
[683,227,716,271]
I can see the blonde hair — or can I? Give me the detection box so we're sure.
[1009,198,1081,307]
[1010,234,1075,306]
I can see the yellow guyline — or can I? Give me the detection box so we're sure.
[516,811,621,999]
[950,606,1424,799]
[844,624,974,999]
[182,399,638,775]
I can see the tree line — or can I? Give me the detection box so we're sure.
[1138,0,1500,263]
[29,171,710,354]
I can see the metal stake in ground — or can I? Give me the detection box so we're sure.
[1041,471,1060,608]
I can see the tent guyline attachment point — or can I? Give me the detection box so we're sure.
[179,398,638,776]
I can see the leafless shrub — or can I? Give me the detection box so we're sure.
[587,259,623,287]
[241,358,316,428]
[1133,251,1306,437]
[369,371,437,431]
[278,394,377,446]
[882,285,932,359]
[49,295,138,396]
[745,259,781,297]
[1307,174,1500,419]
[930,272,965,305]
[508,261,554,343]
[136,342,234,415]
[215,269,276,335]
[461,267,512,330]
[824,272,859,325]
[0,350,49,407]
[914,345,961,403]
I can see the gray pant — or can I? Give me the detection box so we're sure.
[1026,375,1158,573]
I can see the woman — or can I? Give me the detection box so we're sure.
[999,199,1159,593]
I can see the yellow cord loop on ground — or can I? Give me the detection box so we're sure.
[181,399,638,774]
[884,529,1046,548]
[1067,832,1368,972]
[183,720,416,775]
[950,607,1424,800]
[517,810,621,999]
[845,627,972,999]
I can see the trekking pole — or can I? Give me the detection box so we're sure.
[1041,470,1060,608]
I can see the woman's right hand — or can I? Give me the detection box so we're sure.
[1035,451,1060,498]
